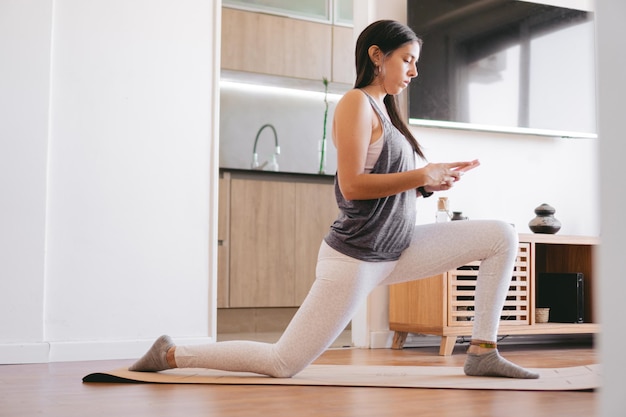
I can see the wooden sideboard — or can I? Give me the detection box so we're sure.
[389,233,599,355]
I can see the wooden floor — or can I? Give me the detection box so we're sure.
[0,339,597,417]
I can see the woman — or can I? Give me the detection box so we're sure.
[130,20,538,379]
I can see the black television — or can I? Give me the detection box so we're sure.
[407,0,596,138]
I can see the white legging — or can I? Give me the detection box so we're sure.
[176,219,518,377]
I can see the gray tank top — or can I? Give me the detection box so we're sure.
[324,91,417,261]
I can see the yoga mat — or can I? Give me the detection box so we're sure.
[83,364,600,391]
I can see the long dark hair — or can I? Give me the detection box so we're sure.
[354,20,425,159]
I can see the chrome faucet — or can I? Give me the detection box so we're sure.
[251,123,280,171]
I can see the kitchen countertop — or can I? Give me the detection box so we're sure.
[220,167,335,182]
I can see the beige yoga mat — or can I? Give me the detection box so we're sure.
[83,363,600,391]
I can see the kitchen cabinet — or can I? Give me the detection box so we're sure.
[218,170,337,308]
[389,233,600,355]
[332,25,354,85]
[221,8,353,85]
[294,181,340,303]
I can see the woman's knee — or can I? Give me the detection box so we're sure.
[486,220,518,253]
[268,361,307,378]
[265,344,313,378]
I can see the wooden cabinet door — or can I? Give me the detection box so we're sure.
[228,178,296,307]
[221,8,332,81]
[332,25,354,85]
[294,182,338,304]
[217,174,231,308]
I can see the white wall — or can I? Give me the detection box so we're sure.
[0,0,52,360]
[412,127,598,235]
[0,0,220,363]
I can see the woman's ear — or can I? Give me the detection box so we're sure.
[367,45,381,66]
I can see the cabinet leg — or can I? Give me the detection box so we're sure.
[391,331,408,350]
[439,336,457,356]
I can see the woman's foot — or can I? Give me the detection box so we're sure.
[464,350,539,379]
[128,335,175,372]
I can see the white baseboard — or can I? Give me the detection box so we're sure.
[0,342,50,364]
[49,336,216,362]
[369,331,394,348]
[1,336,215,364]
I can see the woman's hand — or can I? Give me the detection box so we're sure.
[421,160,480,192]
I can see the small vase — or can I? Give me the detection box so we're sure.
[528,203,561,234]
[318,139,327,175]
[451,211,468,221]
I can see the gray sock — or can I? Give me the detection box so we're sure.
[464,350,539,379]
[128,335,175,372]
